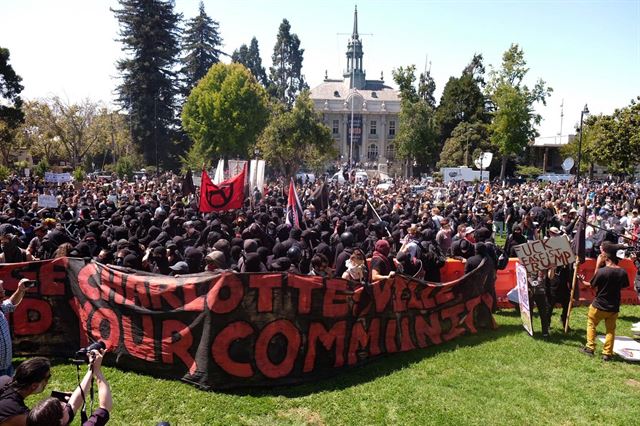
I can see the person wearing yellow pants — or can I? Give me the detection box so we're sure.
[580,241,629,361]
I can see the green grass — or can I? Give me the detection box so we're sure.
[28,306,640,425]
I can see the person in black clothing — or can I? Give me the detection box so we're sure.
[530,270,550,337]
[370,239,395,282]
[0,357,51,426]
[546,264,572,329]
[580,241,629,360]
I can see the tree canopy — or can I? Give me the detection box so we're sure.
[180,1,224,93]
[257,92,336,177]
[0,47,25,166]
[268,19,307,108]
[486,44,552,179]
[181,63,269,169]
[232,37,268,88]
[113,0,182,168]
[392,65,439,173]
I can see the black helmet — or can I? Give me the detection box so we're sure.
[340,231,354,247]
[286,245,302,263]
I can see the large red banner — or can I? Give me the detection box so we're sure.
[3,258,496,390]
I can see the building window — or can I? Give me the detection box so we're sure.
[370,120,377,135]
[386,144,395,160]
[367,144,378,161]
[332,120,339,135]
[389,120,396,137]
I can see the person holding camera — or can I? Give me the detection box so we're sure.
[0,279,31,377]
[26,349,112,426]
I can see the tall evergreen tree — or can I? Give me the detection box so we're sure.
[232,37,268,87]
[269,19,308,108]
[435,55,489,148]
[0,47,24,166]
[181,1,223,92]
[112,0,182,169]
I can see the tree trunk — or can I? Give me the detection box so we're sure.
[500,156,507,181]
[588,162,594,180]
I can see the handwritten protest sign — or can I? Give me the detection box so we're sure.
[44,172,72,184]
[37,194,59,208]
[513,235,575,276]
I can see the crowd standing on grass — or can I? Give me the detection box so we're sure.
[0,169,636,366]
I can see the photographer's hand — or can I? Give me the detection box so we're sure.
[9,278,29,306]
[68,349,105,414]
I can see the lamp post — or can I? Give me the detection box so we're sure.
[576,104,590,185]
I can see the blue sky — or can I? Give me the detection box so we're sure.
[2,0,638,138]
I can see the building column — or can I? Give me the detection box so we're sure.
[542,147,549,173]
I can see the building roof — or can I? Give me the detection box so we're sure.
[310,80,400,102]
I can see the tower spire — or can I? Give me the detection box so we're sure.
[352,6,359,40]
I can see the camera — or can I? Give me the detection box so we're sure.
[74,341,106,363]
[50,390,72,402]
[23,280,37,289]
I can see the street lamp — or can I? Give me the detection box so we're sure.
[576,104,590,185]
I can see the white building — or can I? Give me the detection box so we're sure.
[310,7,401,172]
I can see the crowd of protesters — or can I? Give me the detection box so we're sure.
[0,171,637,282]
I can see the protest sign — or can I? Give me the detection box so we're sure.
[513,236,575,276]
[515,263,533,336]
[37,194,59,208]
[44,172,72,184]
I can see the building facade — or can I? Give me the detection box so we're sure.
[309,7,401,173]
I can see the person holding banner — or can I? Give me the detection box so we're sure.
[579,241,629,361]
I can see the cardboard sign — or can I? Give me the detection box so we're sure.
[516,263,533,336]
[37,194,59,208]
[44,172,72,184]
[598,335,640,361]
[513,236,575,276]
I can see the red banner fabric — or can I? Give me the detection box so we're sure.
[4,258,496,390]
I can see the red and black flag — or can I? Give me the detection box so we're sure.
[285,178,304,228]
[199,165,246,213]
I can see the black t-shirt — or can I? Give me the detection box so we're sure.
[0,387,28,423]
[591,265,629,312]
[370,255,393,276]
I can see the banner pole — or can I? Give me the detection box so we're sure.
[564,258,580,333]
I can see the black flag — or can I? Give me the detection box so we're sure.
[182,169,195,196]
[311,181,329,211]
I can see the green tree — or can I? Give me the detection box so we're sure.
[268,19,308,108]
[232,37,268,87]
[0,47,24,166]
[392,65,439,174]
[38,97,105,168]
[113,0,182,168]
[589,98,640,176]
[257,92,336,177]
[437,121,490,168]
[486,44,552,179]
[181,63,269,169]
[435,54,489,151]
[180,1,223,93]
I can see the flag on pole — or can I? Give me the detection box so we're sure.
[181,169,195,196]
[199,165,246,213]
[285,178,303,228]
[572,205,587,262]
[311,181,329,211]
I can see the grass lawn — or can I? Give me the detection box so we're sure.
[30,306,640,425]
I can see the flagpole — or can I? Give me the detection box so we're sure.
[564,200,586,333]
